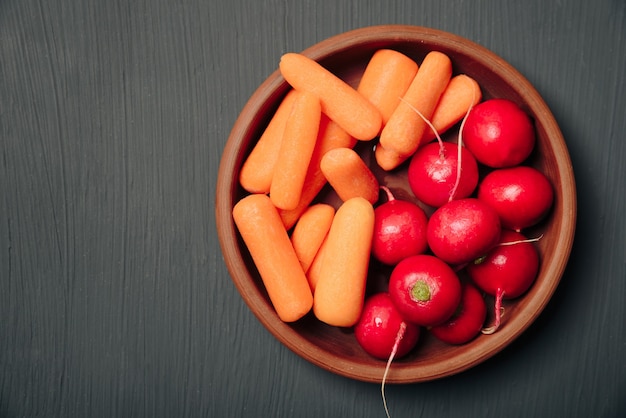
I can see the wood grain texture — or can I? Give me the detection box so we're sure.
[1,0,625,417]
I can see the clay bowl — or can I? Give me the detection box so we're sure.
[216,25,576,383]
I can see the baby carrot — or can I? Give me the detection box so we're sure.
[279,52,382,141]
[374,143,406,172]
[290,203,336,273]
[278,115,357,229]
[357,49,419,128]
[320,147,380,205]
[305,233,329,292]
[377,51,452,170]
[420,74,482,143]
[239,90,298,194]
[232,194,313,323]
[313,197,375,327]
[270,90,321,211]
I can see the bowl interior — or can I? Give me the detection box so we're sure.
[216,25,576,383]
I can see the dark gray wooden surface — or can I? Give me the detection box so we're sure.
[1,0,625,417]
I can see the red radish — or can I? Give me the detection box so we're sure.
[371,186,429,265]
[388,254,462,327]
[355,292,420,360]
[427,198,501,266]
[407,141,479,208]
[477,165,554,231]
[354,292,420,418]
[462,98,535,168]
[466,229,540,334]
[429,282,487,344]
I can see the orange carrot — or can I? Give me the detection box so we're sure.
[232,194,313,323]
[357,49,419,128]
[270,91,321,211]
[278,115,357,229]
[279,52,382,141]
[320,147,380,204]
[313,197,375,327]
[420,74,482,143]
[239,90,298,194]
[305,232,329,292]
[374,143,406,172]
[377,51,453,170]
[290,203,335,273]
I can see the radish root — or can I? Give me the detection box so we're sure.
[398,94,476,202]
[448,97,475,202]
[398,97,445,152]
[498,234,544,246]
[482,288,506,334]
[382,321,407,418]
[380,185,396,203]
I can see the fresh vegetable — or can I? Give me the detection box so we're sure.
[270,91,321,210]
[462,98,535,168]
[320,147,380,204]
[477,165,554,231]
[278,115,357,229]
[430,282,487,344]
[313,197,375,327]
[355,292,420,360]
[427,198,501,266]
[407,141,479,208]
[419,74,482,144]
[376,51,453,170]
[239,90,298,194]
[232,194,313,322]
[305,229,328,292]
[355,292,421,418]
[466,229,540,334]
[233,48,554,369]
[279,52,382,140]
[357,49,419,127]
[371,186,429,266]
[373,143,407,173]
[388,254,462,327]
[290,203,336,273]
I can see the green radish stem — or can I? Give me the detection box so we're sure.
[411,280,431,302]
[382,321,407,418]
